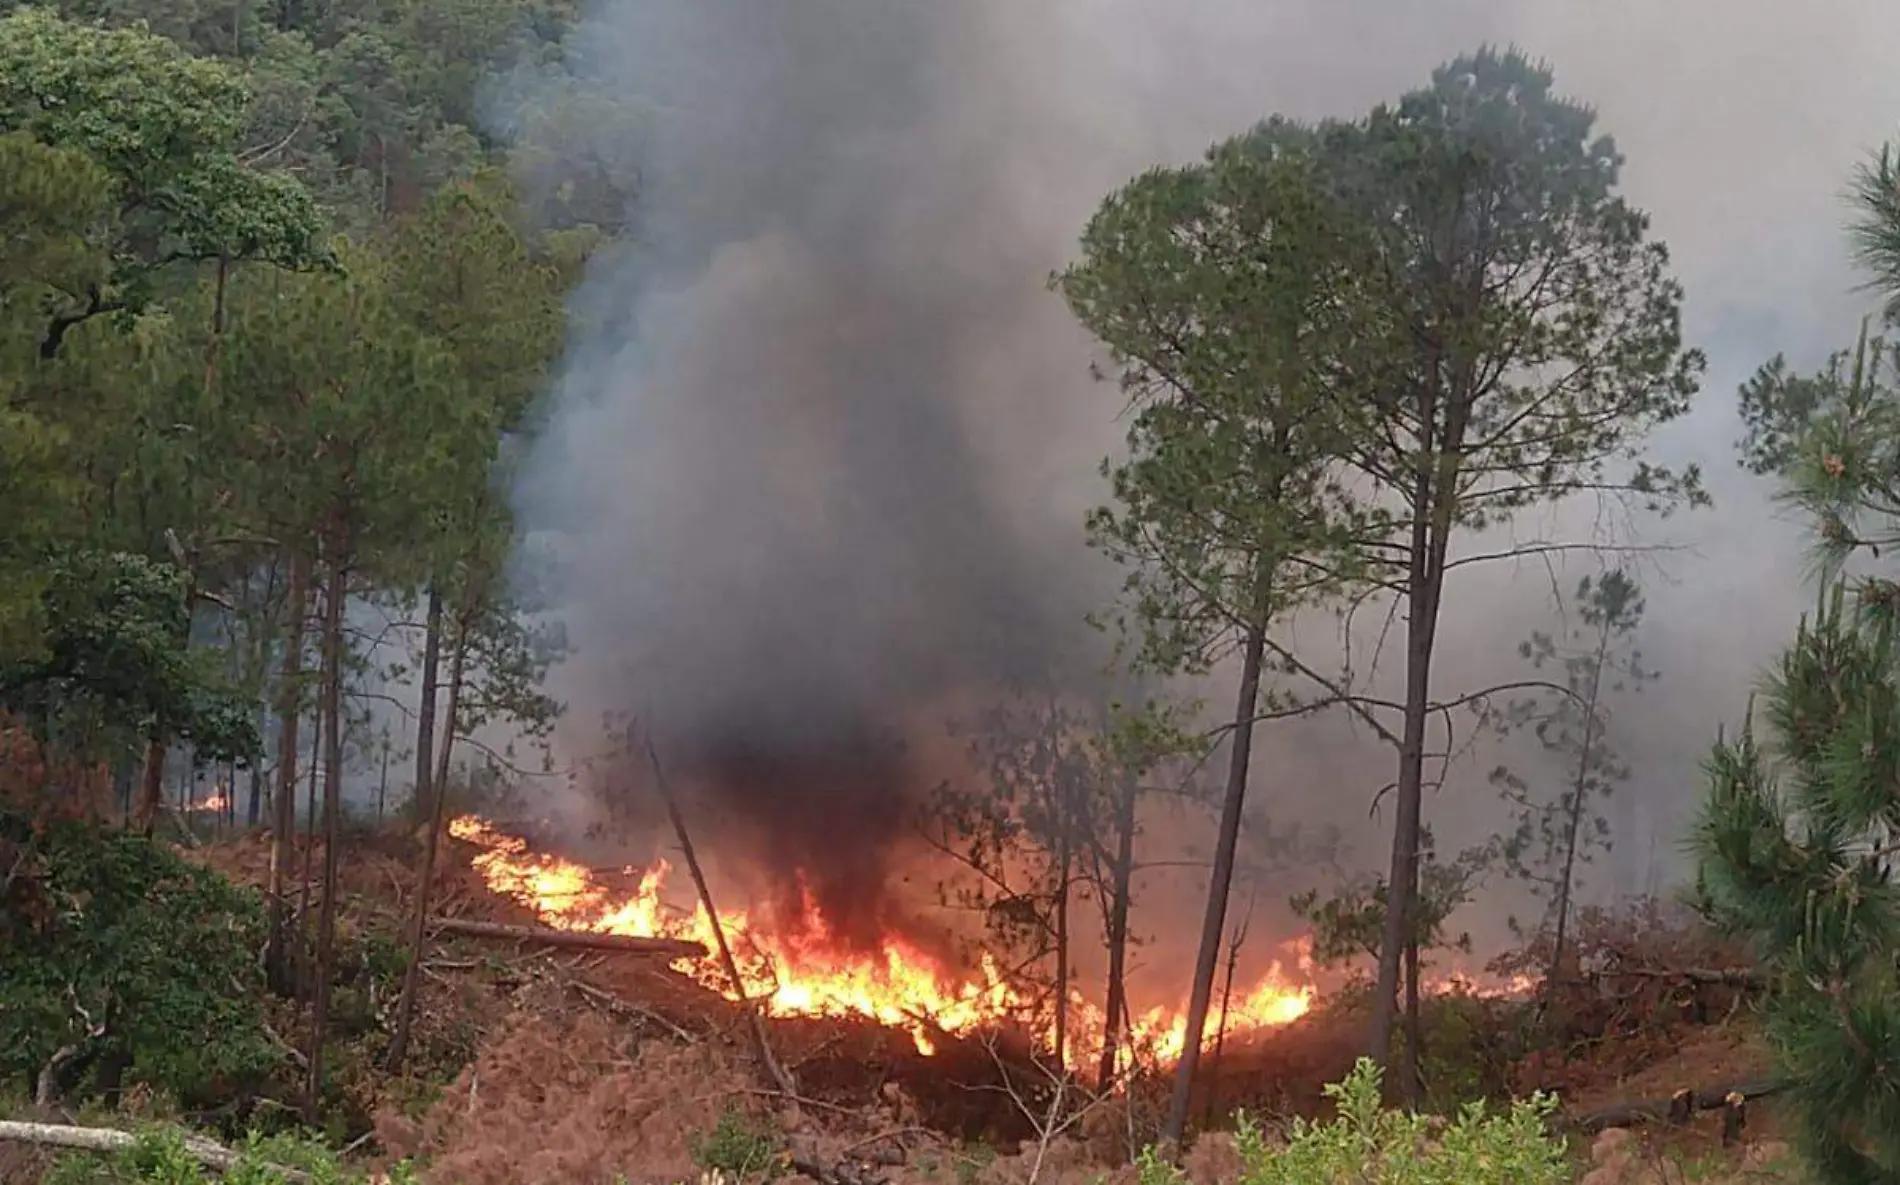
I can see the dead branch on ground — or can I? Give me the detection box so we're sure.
[427,916,706,959]
[1569,1078,1789,1134]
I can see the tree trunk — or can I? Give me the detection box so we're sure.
[134,738,166,833]
[1204,915,1246,1127]
[411,587,443,823]
[1369,467,1449,1106]
[386,584,475,1074]
[1550,634,1610,989]
[296,704,320,990]
[305,536,347,1118]
[1096,771,1137,1094]
[1161,589,1271,1155]
[1052,770,1071,1073]
[641,729,798,1099]
[1403,928,1421,1103]
[266,553,310,992]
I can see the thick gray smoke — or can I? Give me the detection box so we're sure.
[504,0,1122,946]
[506,0,1900,967]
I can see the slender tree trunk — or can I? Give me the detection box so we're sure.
[297,706,320,983]
[641,728,798,1099]
[1096,772,1137,1094]
[1550,636,1609,987]
[1370,464,1452,1107]
[386,585,475,1074]
[1052,772,1071,1072]
[267,554,310,992]
[134,738,167,833]
[1161,585,1271,1155]
[1403,930,1422,1101]
[1204,916,1247,1127]
[411,587,443,823]
[377,739,389,822]
[305,533,348,1117]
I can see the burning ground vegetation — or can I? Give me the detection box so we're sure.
[118,814,1783,1185]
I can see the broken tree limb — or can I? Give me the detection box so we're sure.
[1568,1078,1790,1134]
[1560,967,1767,989]
[0,1120,310,1182]
[427,916,706,960]
[639,726,801,1101]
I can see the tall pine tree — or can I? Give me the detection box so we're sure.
[1694,145,1900,1183]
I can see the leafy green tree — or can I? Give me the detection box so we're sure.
[216,241,476,1106]
[0,131,110,656]
[1489,569,1655,984]
[0,7,327,357]
[0,805,279,1107]
[1280,49,1704,1096]
[1054,120,1378,1151]
[377,180,565,1072]
[0,550,259,804]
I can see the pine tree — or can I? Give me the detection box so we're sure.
[1694,323,1900,1182]
[1491,569,1655,983]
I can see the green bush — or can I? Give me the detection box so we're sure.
[40,1126,410,1184]
[1138,1059,1569,1185]
[0,808,280,1107]
[690,1108,785,1181]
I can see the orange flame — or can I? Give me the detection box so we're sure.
[448,816,1316,1065]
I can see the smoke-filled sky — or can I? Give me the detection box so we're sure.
[502,0,1900,960]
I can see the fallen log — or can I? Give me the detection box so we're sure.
[1569,1078,1789,1134]
[0,1120,309,1182]
[1573,967,1767,988]
[428,916,706,960]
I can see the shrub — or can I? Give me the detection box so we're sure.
[1138,1058,1569,1185]
[38,1126,407,1184]
[690,1108,784,1181]
[0,807,280,1107]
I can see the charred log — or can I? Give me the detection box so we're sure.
[428,916,705,959]
[1569,1078,1788,1134]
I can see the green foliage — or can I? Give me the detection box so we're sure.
[0,808,280,1105]
[0,549,261,769]
[0,8,326,349]
[690,1108,785,1182]
[1137,1059,1567,1185]
[1697,143,1900,1184]
[41,1124,405,1184]
[1289,827,1498,968]
[1323,47,1706,530]
[1054,116,1376,677]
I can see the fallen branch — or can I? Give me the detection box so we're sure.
[789,1154,889,1185]
[1561,967,1766,989]
[1568,1078,1790,1134]
[566,977,699,1042]
[427,916,706,960]
[0,1120,310,1182]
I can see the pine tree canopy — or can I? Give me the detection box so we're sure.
[1695,325,1900,1183]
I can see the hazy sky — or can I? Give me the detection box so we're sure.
[504,0,1900,967]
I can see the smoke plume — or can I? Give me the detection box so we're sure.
[506,0,1900,963]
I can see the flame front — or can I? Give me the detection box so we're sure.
[448,816,1316,1065]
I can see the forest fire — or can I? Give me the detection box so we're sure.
[448,816,1317,1066]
